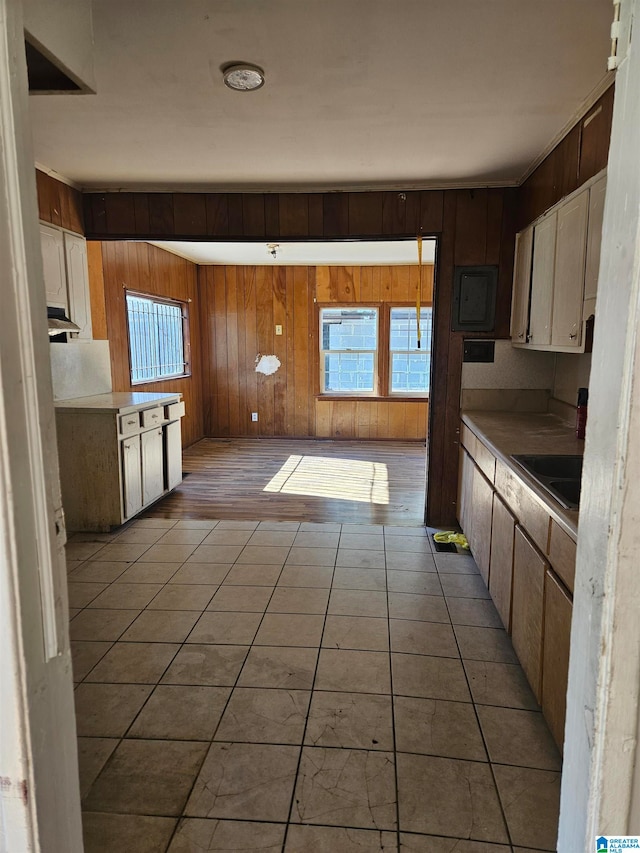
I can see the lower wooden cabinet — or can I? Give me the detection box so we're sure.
[489,495,516,632]
[457,419,577,754]
[542,570,573,748]
[469,465,493,583]
[511,525,548,702]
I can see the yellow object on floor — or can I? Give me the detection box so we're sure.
[433,531,470,550]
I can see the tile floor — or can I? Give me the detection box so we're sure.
[67,518,561,852]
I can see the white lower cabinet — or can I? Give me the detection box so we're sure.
[56,393,184,531]
[165,419,183,491]
[141,428,165,506]
[122,435,143,518]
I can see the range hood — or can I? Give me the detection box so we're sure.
[47,306,80,337]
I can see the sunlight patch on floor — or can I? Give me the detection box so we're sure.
[263,455,390,504]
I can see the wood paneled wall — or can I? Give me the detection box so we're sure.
[201,264,432,441]
[98,242,204,447]
[316,400,428,440]
[36,169,84,233]
[82,187,517,525]
[200,265,315,439]
[83,189,447,241]
[517,84,614,229]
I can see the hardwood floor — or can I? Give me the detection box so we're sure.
[146,438,427,525]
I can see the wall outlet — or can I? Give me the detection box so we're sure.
[251,412,258,422]
[275,324,283,335]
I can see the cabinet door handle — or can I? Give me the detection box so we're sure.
[569,332,577,340]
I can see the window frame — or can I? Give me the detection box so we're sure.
[319,305,380,396]
[387,303,433,397]
[316,301,432,400]
[125,289,191,386]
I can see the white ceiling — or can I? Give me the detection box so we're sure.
[29,1,613,191]
[148,238,437,266]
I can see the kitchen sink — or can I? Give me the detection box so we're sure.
[511,454,583,509]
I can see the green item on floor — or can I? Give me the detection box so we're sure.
[433,531,469,550]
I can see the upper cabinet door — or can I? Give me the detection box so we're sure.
[551,190,589,348]
[584,174,607,306]
[510,225,533,344]
[40,223,67,309]
[529,211,557,347]
[64,233,93,340]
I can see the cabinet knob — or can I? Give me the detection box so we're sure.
[518,332,524,339]
[569,332,577,340]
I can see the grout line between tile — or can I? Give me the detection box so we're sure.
[280,534,340,852]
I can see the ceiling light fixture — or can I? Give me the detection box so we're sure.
[222,63,265,92]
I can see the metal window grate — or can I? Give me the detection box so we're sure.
[126,293,186,383]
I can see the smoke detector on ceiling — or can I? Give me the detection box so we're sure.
[222,63,265,92]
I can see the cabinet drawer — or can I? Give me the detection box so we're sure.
[141,406,163,428]
[495,460,550,553]
[119,412,140,436]
[166,401,185,420]
[548,521,576,594]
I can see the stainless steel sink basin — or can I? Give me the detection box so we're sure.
[511,455,583,509]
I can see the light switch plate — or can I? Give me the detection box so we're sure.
[275,325,283,335]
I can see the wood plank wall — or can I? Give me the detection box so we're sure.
[83,187,516,526]
[200,264,432,441]
[517,84,614,230]
[99,242,204,447]
[36,169,84,233]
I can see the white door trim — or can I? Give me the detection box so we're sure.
[559,0,640,844]
[0,0,82,849]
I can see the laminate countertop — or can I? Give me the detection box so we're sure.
[461,410,582,540]
[54,391,181,415]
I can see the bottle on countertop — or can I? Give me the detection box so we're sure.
[576,387,588,440]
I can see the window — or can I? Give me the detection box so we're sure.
[319,304,432,397]
[320,308,378,393]
[126,291,190,383]
[389,307,432,394]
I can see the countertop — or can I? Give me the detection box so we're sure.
[461,410,582,539]
[54,391,182,415]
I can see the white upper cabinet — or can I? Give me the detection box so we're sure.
[584,173,607,308]
[64,232,93,340]
[40,223,67,309]
[511,170,605,353]
[510,225,533,343]
[551,190,589,348]
[40,223,92,340]
[529,211,557,347]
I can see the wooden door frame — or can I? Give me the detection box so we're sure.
[82,189,517,526]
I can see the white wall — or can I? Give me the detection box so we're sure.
[50,339,112,400]
[460,339,555,411]
[553,352,592,406]
[461,339,556,390]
